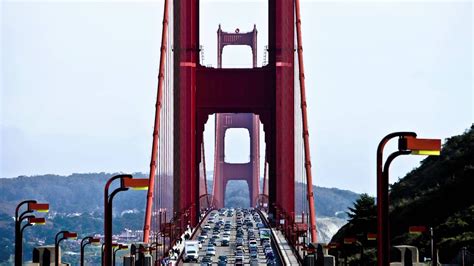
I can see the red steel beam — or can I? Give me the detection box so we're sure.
[175,0,199,227]
[272,0,295,221]
[143,0,169,243]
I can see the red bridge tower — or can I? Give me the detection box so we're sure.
[213,25,260,208]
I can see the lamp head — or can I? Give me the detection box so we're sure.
[64,232,77,240]
[399,136,441,156]
[28,217,46,225]
[28,202,49,213]
[121,178,149,190]
[91,237,101,246]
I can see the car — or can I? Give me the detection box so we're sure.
[206,246,216,256]
[266,258,277,265]
[218,255,228,263]
[250,250,258,259]
[200,256,212,266]
[221,239,230,246]
[249,240,258,248]
[236,238,244,247]
[222,235,230,241]
[198,236,206,243]
[249,246,258,253]
[266,252,275,261]
[235,246,244,255]
[250,258,259,266]
[209,238,217,246]
[235,257,244,266]
[235,251,244,259]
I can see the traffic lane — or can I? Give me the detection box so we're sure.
[183,209,280,265]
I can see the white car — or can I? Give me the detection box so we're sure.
[206,246,216,256]
[249,240,258,248]
[222,235,230,242]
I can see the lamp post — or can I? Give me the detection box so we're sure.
[104,174,149,266]
[80,236,101,266]
[113,244,128,266]
[15,200,49,266]
[377,132,441,266]
[102,242,118,266]
[54,231,77,266]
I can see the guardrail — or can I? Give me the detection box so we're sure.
[176,208,215,263]
[255,208,296,265]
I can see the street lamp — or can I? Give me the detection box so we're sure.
[113,244,129,266]
[15,200,49,266]
[80,236,101,266]
[104,174,149,266]
[102,242,119,266]
[54,231,77,266]
[377,132,441,266]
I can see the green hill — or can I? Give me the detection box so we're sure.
[330,125,474,263]
[0,171,358,264]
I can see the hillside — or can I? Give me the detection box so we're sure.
[0,172,358,264]
[331,125,474,263]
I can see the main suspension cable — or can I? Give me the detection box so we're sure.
[295,0,317,242]
[143,0,169,243]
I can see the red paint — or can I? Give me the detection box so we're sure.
[213,26,260,208]
[212,113,260,207]
[175,0,199,228]
[143,0,169,243]
[295,0,318,242]
[399,137,441,151]
[172,0,296,246]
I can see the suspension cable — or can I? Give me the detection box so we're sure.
[143,0,169,243]
[295,0,317,242]
[202,141,210,207]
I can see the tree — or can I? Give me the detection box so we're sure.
[347,193,376,223]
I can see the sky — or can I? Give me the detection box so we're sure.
[1,0,472,195]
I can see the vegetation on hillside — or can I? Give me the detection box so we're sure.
[330,125,474,264]
[0,172,358,264]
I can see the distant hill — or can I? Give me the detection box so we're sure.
[0,172,149,215]
[0,173,358,219]
[331,125,474,263]
[0,171,358,264]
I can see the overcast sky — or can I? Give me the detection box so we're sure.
[1,0,472,195]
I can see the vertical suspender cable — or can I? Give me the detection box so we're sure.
[202,141,210,206]
[143,0,169,243]
[295,0,317,242]
[262,154,267,196]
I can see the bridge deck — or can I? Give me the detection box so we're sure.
[180,208,289,265]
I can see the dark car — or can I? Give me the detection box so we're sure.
[218,255,228,262]
[200,256,212,266]
[250,258,259,266]
[221,239,230,246]
[209,238,217,246]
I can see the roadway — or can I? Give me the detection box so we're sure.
[182,208,283,265]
